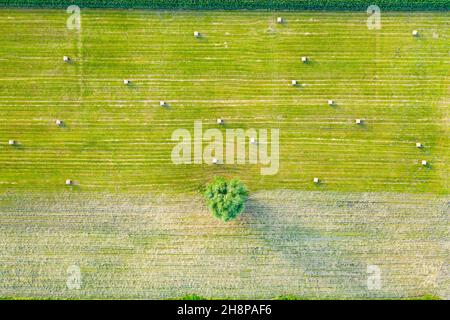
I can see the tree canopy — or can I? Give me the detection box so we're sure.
[203,177,249,222]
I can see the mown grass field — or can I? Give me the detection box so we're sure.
[0,9,448,299]
[0,10,448,194]
[0,191,448,299]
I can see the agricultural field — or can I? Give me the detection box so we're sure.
[0,9,448,299]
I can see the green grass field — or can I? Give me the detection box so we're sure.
[0,10,448,194]
[0,9,448,299]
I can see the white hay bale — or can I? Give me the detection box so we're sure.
[160,101,166,107]
[313,177,320,183]
[277,17,283,24]
[355,119,363,125]
[8,140,16,145]
[194,31,200,38]
[328,99,334,106]
[63,56,70,62]
[421,160,427,166]
[217,118,224,125]
[412,30,419,37]
[212,158,218,164]
[65,179,73,185]
[123,79,130,85]
[250,137,256,144]
[291,80,298,86]
[416,142,422,148]
[301,56,308,63]
[56,119,63,126]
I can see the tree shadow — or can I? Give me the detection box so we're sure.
[240,197,368,298]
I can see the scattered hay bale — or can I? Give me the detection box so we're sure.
[301,56,308,63]
[412,30,419,37]
[355,119,363,125]
[277,17,283,24]
[8,140,16,145]
[63,56,70,62]
[416,142,423,148]
[313,177,320,183]
[217,118,224,125]
[123,79,131,85]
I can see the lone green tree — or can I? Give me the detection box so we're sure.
[203,177,249,222]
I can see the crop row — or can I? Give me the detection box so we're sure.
[1,0,449,11]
